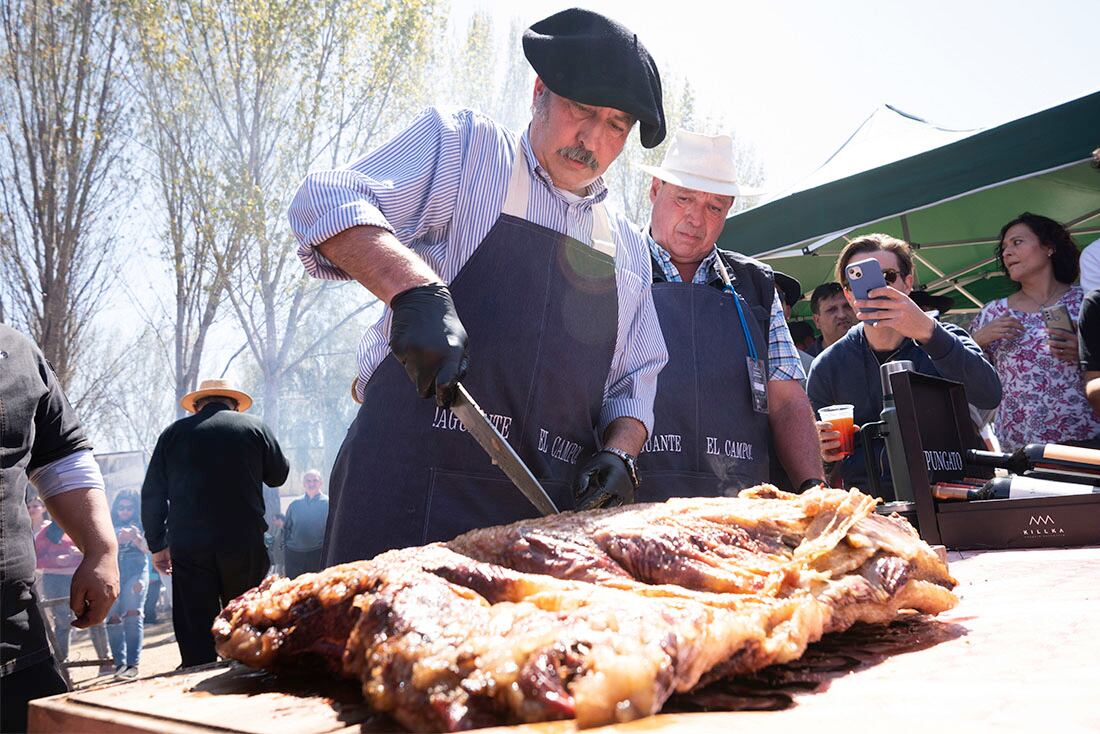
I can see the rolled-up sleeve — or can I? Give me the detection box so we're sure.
[288,107,470,280]
[766,297,807,382]
[600,268,668,437]
[28,450,104,499]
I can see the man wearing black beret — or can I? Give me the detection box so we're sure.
[288,9,670,564]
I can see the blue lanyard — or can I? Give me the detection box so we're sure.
[715,257,759,361]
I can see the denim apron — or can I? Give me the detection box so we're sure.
[324,145,619,564]
[636,257,771,499]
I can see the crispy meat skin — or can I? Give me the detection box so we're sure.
[213,487,956,732]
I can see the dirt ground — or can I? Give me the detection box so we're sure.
[63,617,181,689]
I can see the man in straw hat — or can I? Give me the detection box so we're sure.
[288,8,671,564]
[633,130,824,500]
[141,379,289,667]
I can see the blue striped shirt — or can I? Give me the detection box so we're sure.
[646,236,806,382]
[288,107,668,434]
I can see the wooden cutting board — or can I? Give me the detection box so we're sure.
[28,547,1100,734]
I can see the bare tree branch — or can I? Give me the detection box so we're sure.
[0,0,131,391]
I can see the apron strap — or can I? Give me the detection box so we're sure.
[502,141,532,219]
[503,140,616,259]
[591,203,616,259]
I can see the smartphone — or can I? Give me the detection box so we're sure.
[1041,303,1075,334]
[845,257,888,322]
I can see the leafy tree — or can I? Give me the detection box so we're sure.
[0,0,132,390]
[125,0,443,433]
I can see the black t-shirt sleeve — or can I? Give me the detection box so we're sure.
[1079,289,1100,371]
[28,349,92,473]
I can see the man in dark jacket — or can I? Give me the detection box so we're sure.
[142,379,289,668]
[281,469,328,577]
[808,235,1001,496]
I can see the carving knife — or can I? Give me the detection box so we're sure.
[450,382,560,516]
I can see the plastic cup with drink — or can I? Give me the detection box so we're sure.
[818,404,855,459]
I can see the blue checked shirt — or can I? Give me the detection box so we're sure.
[288,107,668,434]
[647,235,806,382]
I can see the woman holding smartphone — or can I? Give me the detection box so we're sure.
[104,490,149,679]
[971,212,1099,451]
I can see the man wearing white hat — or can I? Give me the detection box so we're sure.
[634,131,823,499]
[141,379,289,667]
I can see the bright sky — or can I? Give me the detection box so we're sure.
[451,0,1097,187]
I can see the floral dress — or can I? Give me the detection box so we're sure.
[971,286,1100,451]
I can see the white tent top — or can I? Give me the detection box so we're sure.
[769,105,982,201]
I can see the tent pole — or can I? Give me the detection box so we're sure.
[923,257,998,290]
[930,270,999,296]
[900,214,913,243]
[913,253,986,308]
[1065,207,1100,228]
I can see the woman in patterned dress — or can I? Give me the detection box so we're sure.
[971,213,1100,451]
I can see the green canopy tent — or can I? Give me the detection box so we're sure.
[718,90,1100,318]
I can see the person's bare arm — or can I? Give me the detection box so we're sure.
[602,416,647,456]
[767,380,826,488]
[1086,371,1100,416]
[43,489,119,628]
[318,225,442,304]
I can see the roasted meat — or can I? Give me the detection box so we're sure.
[213,486,956,732]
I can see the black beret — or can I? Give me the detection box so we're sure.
[773,271,803,308]
[910,289,954,315]
[523,8,666,148]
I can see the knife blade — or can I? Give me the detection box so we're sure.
[450,383,560,516]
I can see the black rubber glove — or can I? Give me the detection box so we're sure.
[574,451,635,510]
[388,283,469,407]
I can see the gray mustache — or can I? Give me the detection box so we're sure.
[558,145,598,171]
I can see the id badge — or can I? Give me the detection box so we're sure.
[747,356,769,414]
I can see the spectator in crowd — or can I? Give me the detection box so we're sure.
[282,470,328,577]
[27,495,47,537]
[971,213,1100,451]
[810,282,858,351]
[262,484,282,535]
[265,513,286,576]
[104,490,149,680]
[34,521,82,662]
[142,379,289,668]
[808,234,1001,497]
[143,567,163,625]
[1079,287,1100,426]
[1,324,118,733]
[773,271,817,373]
[788,321,817,373]
[909,290,954,318]
[773,271,803,321]
[34,513,115,677]
[1074,149,1100,292]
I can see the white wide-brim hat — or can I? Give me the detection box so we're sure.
[180,378,253,413]
[639,130,762,199]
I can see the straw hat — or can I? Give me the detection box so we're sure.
[640,130,761,198]
[180,379,253,413]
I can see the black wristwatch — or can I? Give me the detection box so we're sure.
[797,478,825,493]
[602,447,640,489]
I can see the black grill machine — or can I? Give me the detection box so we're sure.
[857,362,1100,550]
